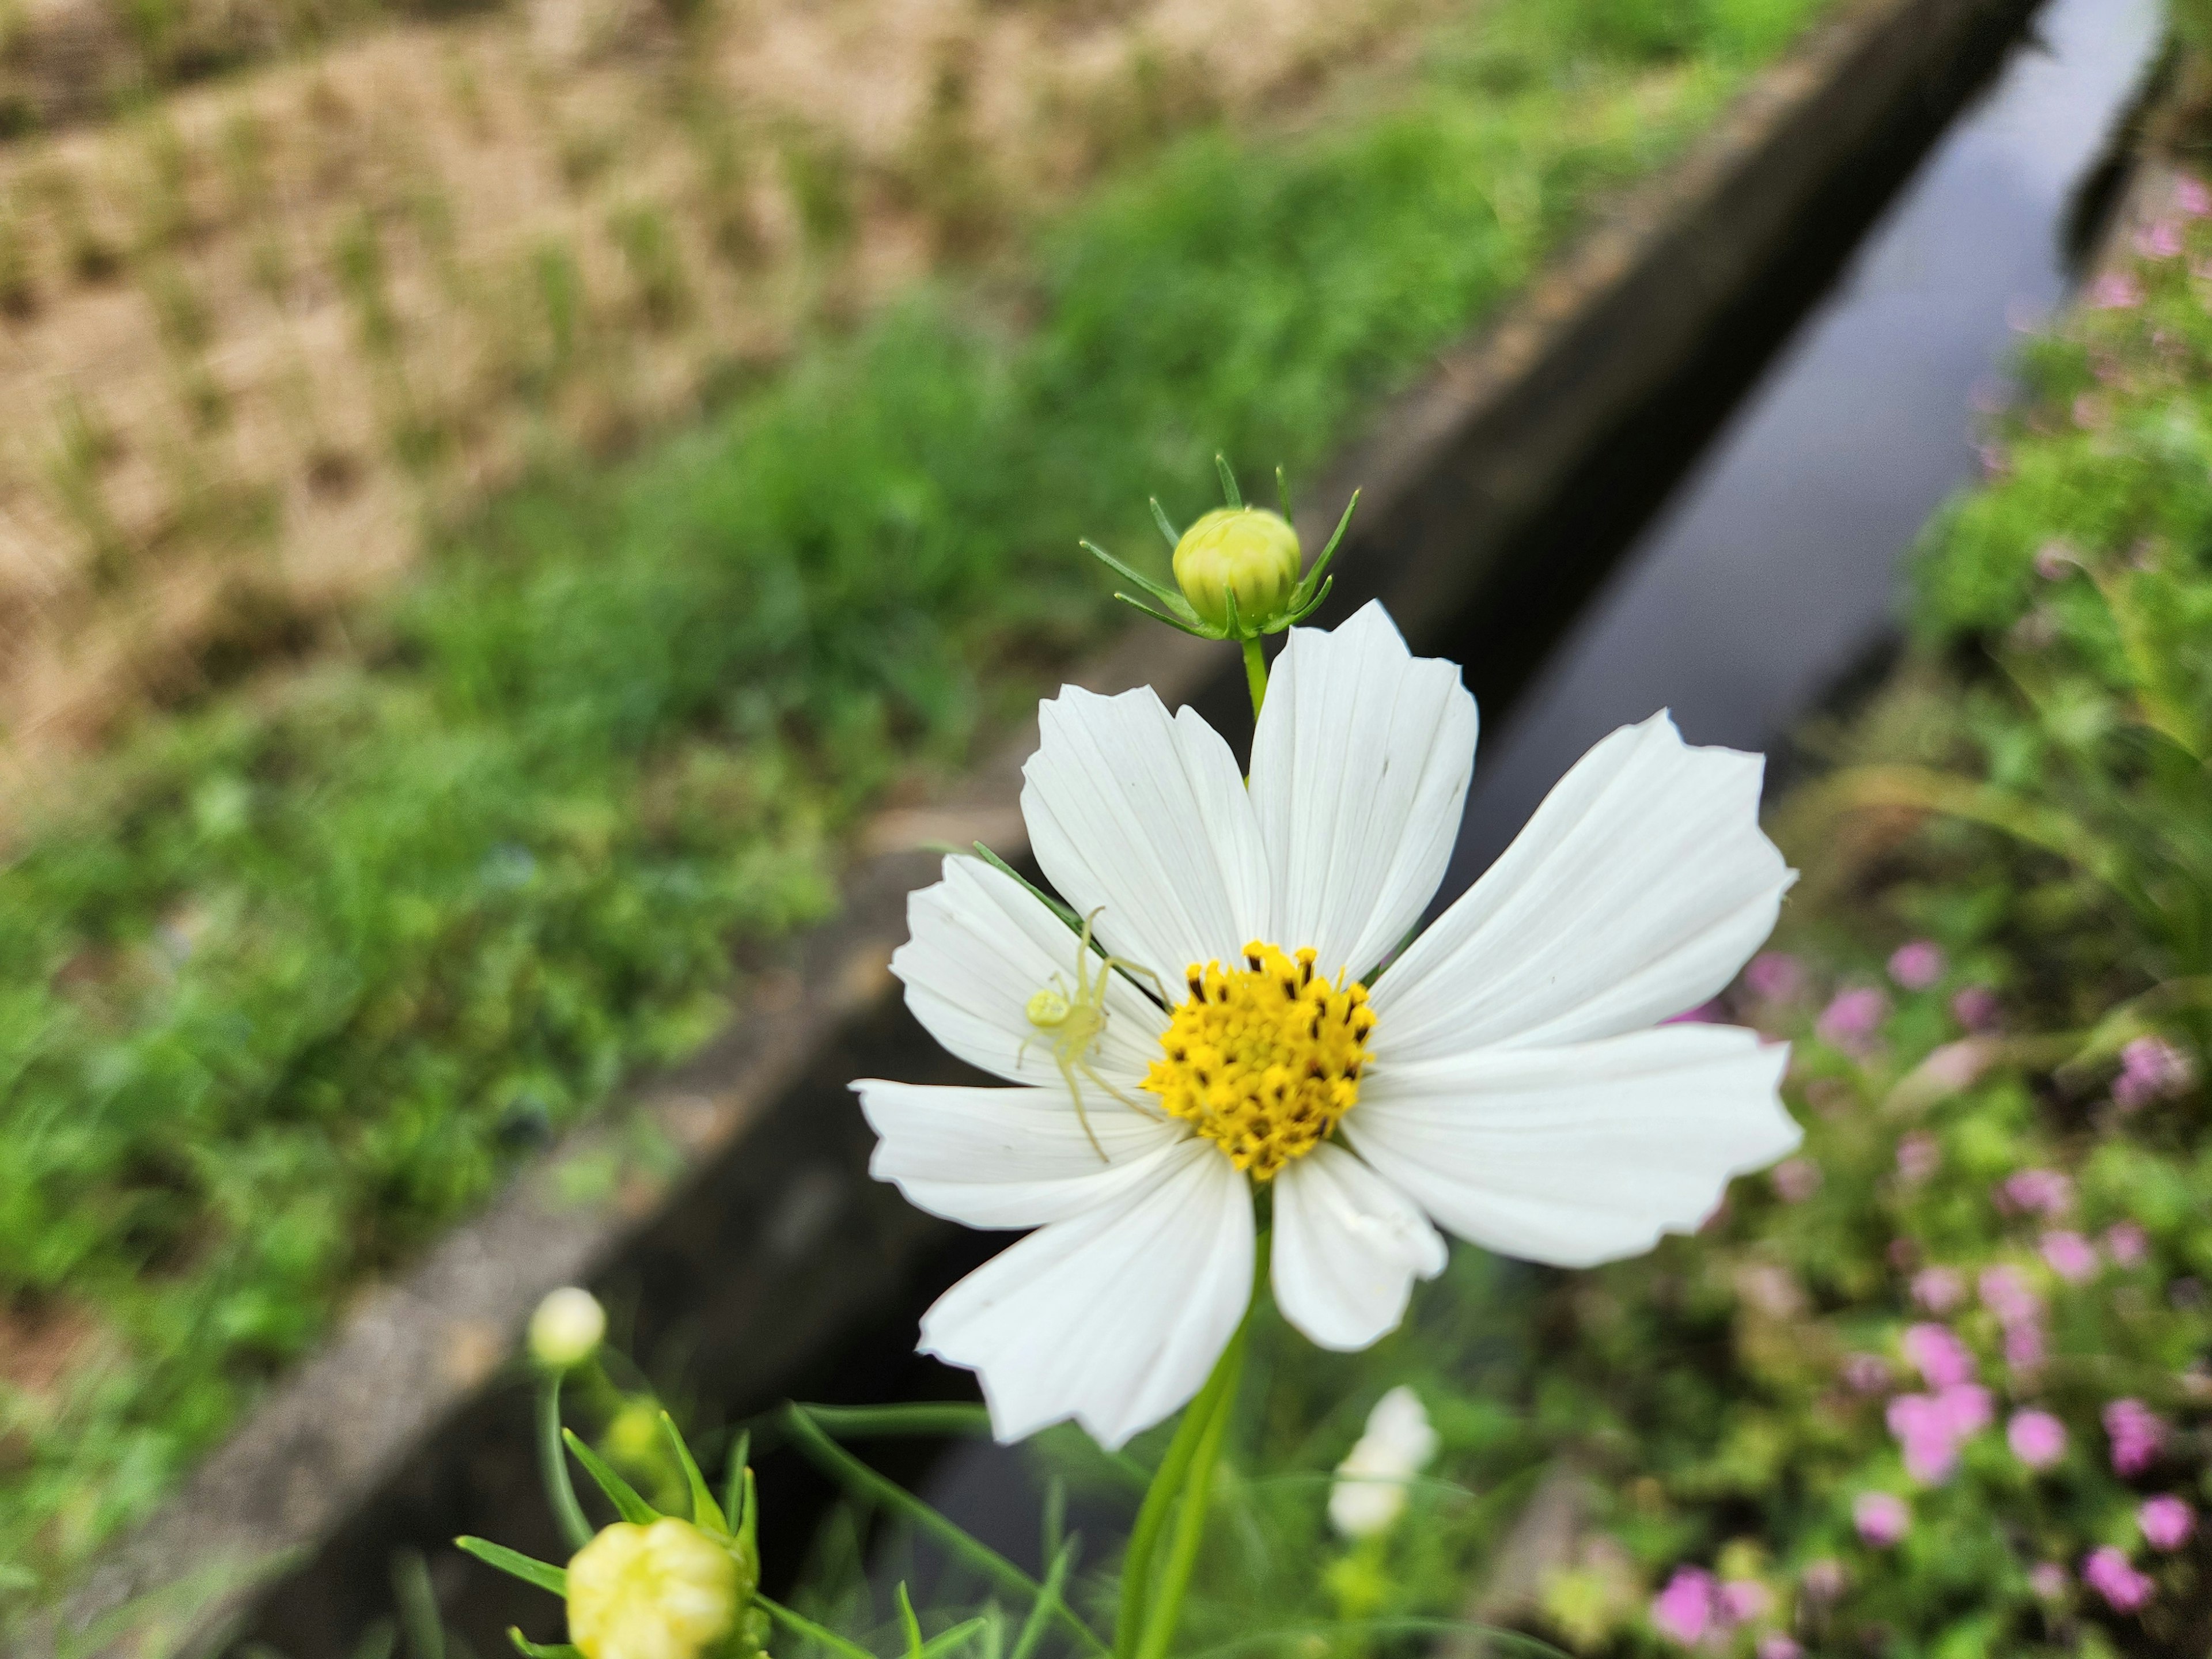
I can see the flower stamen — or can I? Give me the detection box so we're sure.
[1142,941,1374,1180]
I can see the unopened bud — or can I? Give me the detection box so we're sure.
[1172,507,1301,630]
[529,1286,607,1371]
[568,1517,740,1659]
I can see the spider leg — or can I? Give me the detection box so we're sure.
[1097,955,1169,1005]
[1075,907,1107,1002]
[1055,1053,1109,1162]
[1082,1059,1167,1121]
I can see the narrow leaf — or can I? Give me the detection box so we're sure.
[1214,453,1241,509]
[1149,497,1181,549]
[723,1428,753,1533]
[1274,465,1295,525]
[1113,591,1212,638]
[756,1593,880,1659]
[897,1583,927,1659]
[919,1618,991,1659]
[783,1407,1109,1658]
[562,1429,658,1525]
[456,1538,568,1599]
[1080,540,1188,611]
[796,1403,995,1438]
[1012,1543,1077,1659]
[660,1411,728,1535]
[507,1633,586,1659]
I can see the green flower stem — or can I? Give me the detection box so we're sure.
[539,1376,593,1552]
[1116,1234,1266,1659]
[1242,638,1267,725]
[1132,1327,1246,1659]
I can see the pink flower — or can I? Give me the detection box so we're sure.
[1952,985,2001,1031]
[1888,941,1945,990]
[1980,1265,2043,1325]
[1663,999,1724,1025]
[1800,1559,1845,1603]
[1651,1567,1716,1645]
[1903,1323,1977,1389]
[2105,1399,2167,1476]
[1744,952,1805,1003]
[1854,1492,1909,1547]
[2008,1410,2068,1469]
[2138,219,2184,259]
[1818,987,1888,1048]
[2030,1562,2069,1600]
[1756,1638,1802,1659]
[1842,1353,1891,1394]
[2002,1169,2074,1217]
[1717,1580,1770,1625]
[2114,1037,2192,1111]
[1912,1267,1966,1313]
[1887,1385,1990,1484]
[2041,1229,2100,1284]
[2180,176,2212,217]
[2107,1222,2150,1266]
[2003,1319,2047,1372]
[2083,1546,2154,1613]
[1896,1132,1941,1184]
[2089,272,2144,310]
[2033,540,2080,580]
[2140,1496,2195,1551]
[1773,1158,1822,1203]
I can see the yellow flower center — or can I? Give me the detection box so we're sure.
[1141,941,1375,1181]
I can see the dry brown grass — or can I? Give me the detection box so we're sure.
[0,0,1440,792]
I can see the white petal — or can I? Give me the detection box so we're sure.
[854,1078,1187,1229]
[892,855,1167,1089]
[1372,712,1792,1059]
[1021,687,1269,980]
[1249,603,1476,980]
[918,1143,1254,1447]
[1271,1144,1446,1352]
[1343,1024,1798,1267]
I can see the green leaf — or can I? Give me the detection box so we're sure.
[919,1617,991,1659]
[756,1593,880,1659]
[897,1583,926,1659]
[456,1538,568,1599]
[793,1402,994,1438]
[723,1427,753,1532]
[782,1406,1109,1658]
[660,1411,729,1535]
[1012,1543,1077,1659]
[562,1429,658,1525]
[507,1630,586,1659]
[1214,453,1242,509]
[1149,497,1181,549]
[1078,539,1188,613]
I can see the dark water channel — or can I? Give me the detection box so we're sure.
[878,0,2166,1608]
[1438,0,2161,894]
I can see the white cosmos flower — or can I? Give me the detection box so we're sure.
[853,601,1799,1449]
[1329,1385,1440,1539]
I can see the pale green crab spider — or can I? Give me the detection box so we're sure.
[1018,908,1168,1162]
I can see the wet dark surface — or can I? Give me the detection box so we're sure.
[1435,0,2161,897]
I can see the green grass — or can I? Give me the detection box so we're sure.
[0,0,1831,1620]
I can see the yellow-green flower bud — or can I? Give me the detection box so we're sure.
[568,1517,740,1659]
[1172,507,1302,630]
[528,1286,607,1371]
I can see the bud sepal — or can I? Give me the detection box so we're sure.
[1082,454,1357,644]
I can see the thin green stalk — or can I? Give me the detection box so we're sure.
[1241,638,1267,724]
[756,1593,880,1659]
[539,1376,593,1551]
[1131,1327,1247,1659]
